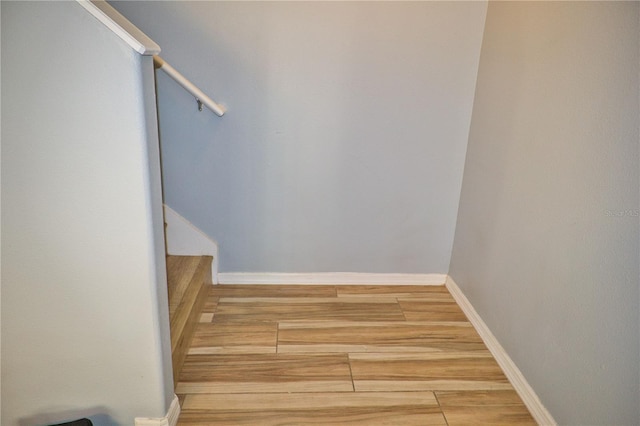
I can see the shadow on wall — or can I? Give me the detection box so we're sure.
[19,408,117,426]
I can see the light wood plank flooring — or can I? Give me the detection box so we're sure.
[177,285,536,425]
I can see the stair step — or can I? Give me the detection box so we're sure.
[166,255,213,388]
[167,256,202,319]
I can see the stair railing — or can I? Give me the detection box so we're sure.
[153,55,226,117]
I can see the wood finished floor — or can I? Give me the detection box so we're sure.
[177,285,536,425]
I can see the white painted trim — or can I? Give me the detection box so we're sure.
[445,276,557,426]
[163,204,218,284]
[218,272,447,285]
[76,0,161,55]
[135,394,180,426]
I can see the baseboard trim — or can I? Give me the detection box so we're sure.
[445,276,557,426]
[218,272,447,285]
[163,204,218,284]
[135,394,180,426]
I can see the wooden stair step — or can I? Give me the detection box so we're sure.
[167,256,202,319]
[166,255,213,388]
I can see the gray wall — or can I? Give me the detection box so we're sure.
[449,2,639,424]
[1,2,172,424]
[110,1,487,273]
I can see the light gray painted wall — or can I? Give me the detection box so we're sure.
[110,1,487,273]
[1,2,171,425]
[449,2,639,424]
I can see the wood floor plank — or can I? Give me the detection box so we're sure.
[182,391,439,410]
[435,390,536,425]
[211,284,338,298]
[189,322,277,354]
[357,293,456,302]
[440,405,537,425]
[278,321,487,353]
[177,353,353,394]
[435,389,527,406]
[354,380,515,392]
[278,320,473,329]
[198,313,214,323]
[350,352,511,392]
[337,285,453,300]
[201,288,218,314]
[179,391,445,425]
[337,285,450,294]
[350,352,495,361]
[220,296,399,304]
[178,407,446,426]
[177,380,353,394]
[213,297,406,323]
[399,299,469,321]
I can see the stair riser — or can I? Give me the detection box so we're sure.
[166,255,213,390]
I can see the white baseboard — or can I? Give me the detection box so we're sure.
[163,204,218,284]
[135,394,180,426]
[218,272,447,285]
[445,276,556,426]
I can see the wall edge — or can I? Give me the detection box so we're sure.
[445,275,557,426]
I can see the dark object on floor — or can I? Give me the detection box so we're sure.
[49,419,93,426]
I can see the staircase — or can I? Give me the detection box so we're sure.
[166,255,213,387]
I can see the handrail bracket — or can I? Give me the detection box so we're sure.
[153,55,226,117]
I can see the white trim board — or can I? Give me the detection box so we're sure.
[218,272,447,285]
[163,204,218,284]
[135,394,180,426]
[76,0,160,55]
[445,276,557,426]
